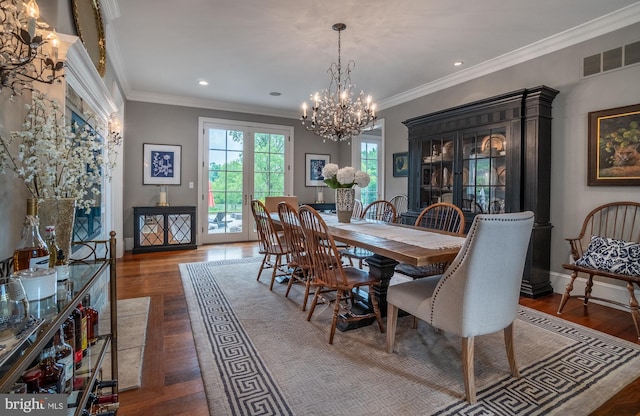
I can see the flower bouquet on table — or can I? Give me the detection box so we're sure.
[321,163,370,189]
[321,163,370,222]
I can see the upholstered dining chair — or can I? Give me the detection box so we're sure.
[395,202,465,279]
[386,211,534,404]
[341,200,397,268]
[298,205,385,344]
[250,199,291,290]
[277,201,314,311]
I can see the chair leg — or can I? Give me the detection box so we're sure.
[583,274,594,306]
[257,253,269,281]
[284,265,298,298]
[307,288,321,321]
[269,255,281,291]
[626,282,640,339]
[301,272,312,311]
[329,290,342,344]
[386,303,399,353]
[557,270,578,313]
[504,323,519,378]
[461,336,476,404]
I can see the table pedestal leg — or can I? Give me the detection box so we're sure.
[337,254,398,332]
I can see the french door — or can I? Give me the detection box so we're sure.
[352,121,384,206]
[198,118,293,244]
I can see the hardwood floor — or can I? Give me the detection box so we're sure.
[116,243,640,416]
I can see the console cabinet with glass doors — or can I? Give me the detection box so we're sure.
[403,86,559,298]
[0,233,118,415]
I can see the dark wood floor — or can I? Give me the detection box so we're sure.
[116,243,640,416]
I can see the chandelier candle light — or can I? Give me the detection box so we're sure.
[301,23,377,143]
[0,0,65,97]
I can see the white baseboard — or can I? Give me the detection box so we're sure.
[549,271,639,313]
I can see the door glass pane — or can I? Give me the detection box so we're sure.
[253,132,286,202]
[360,142,378,206]
[207,129,244,234]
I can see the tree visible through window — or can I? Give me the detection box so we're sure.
[360,142,378,206]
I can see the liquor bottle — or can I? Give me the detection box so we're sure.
[13,198,50,272]
[53,327,74,394]
[76,302,88,356]
[62,315,76,358]
[44,225,61,268]
[83,295,99,345]
[72,307,84,369]
[39,346,64,393]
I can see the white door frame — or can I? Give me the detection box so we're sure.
[351,118,385,202]
[197,117,294,244]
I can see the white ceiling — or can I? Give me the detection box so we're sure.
[104,0,640,118]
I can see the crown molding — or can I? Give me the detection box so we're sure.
[110,2,640,114]
[62,33,117,119]
[127,90,300,119]
[99,0,120,22]
[378,2,640,110]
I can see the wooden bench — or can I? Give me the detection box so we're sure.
[557,201,640,339]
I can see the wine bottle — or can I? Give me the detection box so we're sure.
[83,294,99,345]
[13,198,50,272]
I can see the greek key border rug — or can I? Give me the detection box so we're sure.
[179,258,640,416]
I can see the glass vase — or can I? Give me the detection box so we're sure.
[38,198,76,264]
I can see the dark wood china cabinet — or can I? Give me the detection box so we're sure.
[402,86,559,298]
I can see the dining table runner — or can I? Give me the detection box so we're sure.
[320,214,466,250]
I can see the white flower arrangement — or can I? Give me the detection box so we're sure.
[0,91,118,211]
[321,163,370,189]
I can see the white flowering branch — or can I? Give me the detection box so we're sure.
[0,91,118,211]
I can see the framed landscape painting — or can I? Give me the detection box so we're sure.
[143,143,182,185]
[305,153,330,187]
[588,103,640,186]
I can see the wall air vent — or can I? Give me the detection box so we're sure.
[583,40,640,77]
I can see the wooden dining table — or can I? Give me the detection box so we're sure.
[272,209,466,319]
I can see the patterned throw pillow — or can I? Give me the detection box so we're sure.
[575,236,640,276]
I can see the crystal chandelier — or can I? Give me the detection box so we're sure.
[0,0,65,98]
[301,23,376,143]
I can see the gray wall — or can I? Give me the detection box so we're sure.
[380,22,640,276]
[122,102,340,239]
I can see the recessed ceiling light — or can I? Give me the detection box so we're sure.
[269,91,282,96]
[453,61,464,67]
[198,80,209,86]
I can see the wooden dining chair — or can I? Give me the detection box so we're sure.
[352,199,364,219]
[298,206,385,344]
[277,201,314,311]
[389,194,408,223]
[250,200,291,290]
[386,211,535,404]
[395,202,465,279]
[341,200,397,268]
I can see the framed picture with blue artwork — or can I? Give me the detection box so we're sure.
[393,152,409,177]
[143,143,182,185]
[305,153,330,186]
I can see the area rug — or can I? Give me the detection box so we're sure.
[179,258,640,416]
[102,296,151,391]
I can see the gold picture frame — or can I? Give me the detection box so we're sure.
[71,0,106,77]
[588,103,640,186]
